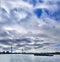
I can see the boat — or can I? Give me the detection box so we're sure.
[34,53,53,56]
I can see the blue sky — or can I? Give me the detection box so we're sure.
[0,0,60,52]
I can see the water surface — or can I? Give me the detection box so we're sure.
[0,54,60,62]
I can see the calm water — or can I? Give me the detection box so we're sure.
[0,54,60,62]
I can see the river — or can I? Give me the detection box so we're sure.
[0,54,60,62]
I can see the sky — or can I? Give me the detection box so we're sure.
[0,0,60,53]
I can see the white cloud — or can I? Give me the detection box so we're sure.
[0,0,60,52]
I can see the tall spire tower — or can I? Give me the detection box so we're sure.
[11,43,13,53]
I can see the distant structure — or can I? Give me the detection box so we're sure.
[22,48,24,54]
[11,44,13,53]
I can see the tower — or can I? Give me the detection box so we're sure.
[11,44,13,53]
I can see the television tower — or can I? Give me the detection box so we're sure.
[11,43,13,53]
